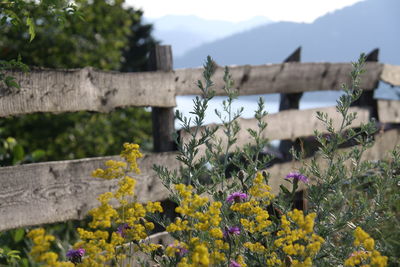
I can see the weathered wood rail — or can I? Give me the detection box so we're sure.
[2,62,398,117]
[1,45,400,231]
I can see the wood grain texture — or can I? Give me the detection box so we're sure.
[174,62,383,95]
[0,152,179,231]
[278,46,302,160]
[0,62,386,117]
[149,45,176,152]
[180,106,371,158]
[378,100,400,123]
[381,64,400,86]
[0,67,176,117]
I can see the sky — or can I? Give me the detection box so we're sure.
[127,0,365,23]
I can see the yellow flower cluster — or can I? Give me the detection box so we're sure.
[274,209,324,266]
[139,243,162,253]
[91,143,142,180]
[92,160,127,180]
[265,252,282,266]
[166,217,190,232]
[230,172,274,235]
[114,176,136,203]
[249,172,275,205]
[244,242,267,253]
[243,242,283,266]
[27,228,73,267]
[73,229,124,266]
[168,184,222,233]
[88,192,118,229]
[165,184,229,266]
[176,238,211,267]
[120,143,143,173]
[165,240,188,257]
[62,143,162,266]
[344,227,388,267]
[235,255,247,267]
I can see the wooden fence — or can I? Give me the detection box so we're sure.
[1,45,400,232]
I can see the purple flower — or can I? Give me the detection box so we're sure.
[168,243,188,257]
[285,172,309,183]
[224,226,241,238]
[230,260,241,267]
[226,192,248,203]
[116,223,131,237]
[66,248,85,264]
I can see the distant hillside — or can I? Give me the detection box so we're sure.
[175,0,400,68]
[145,15,272,56]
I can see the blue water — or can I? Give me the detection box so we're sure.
[174,82,400,129]
[175,92,338,129]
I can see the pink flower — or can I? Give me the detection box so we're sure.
[224,226,241,237]
[116,223,131,237]
[230,260,241,267]
[226,192,248,203]
[66,248,85,264]
[168,243,188,257]
[285,172,309,183]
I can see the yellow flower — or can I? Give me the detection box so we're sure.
[191,244,210,267]
[209,228,223,239]
[345,227,388,267]
[166,218,190,232]
[249,172,275,205]
[244,242,266,253]
[274,209,323,265]
[92,160,127,180]
[27,228,74,267]
[120,142,143,173]
[146,201,163,213]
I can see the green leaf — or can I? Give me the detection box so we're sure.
[26,17,35,42]
[6,137,17,146]
[280,184,291,196]
[31,149,46,161]
[4,10,20,24]
[5,76,20,89]
[12,144,24,164]
[12,228,25,243]
[1,16,7,25]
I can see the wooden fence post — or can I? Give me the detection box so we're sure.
[276,47,308,210]
[351,48,379,119]
[148,45,176,152]
[278,46,302,161]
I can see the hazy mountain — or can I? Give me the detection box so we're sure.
[175,0,400,68]
[145,15,273,56]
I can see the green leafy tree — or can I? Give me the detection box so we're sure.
[0,1,157,265]
[1,0,147,70]
[0,0,157,163]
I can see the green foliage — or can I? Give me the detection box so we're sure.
[1,0,151,70]
[0,56,29,94]
[0,0,78,41]
[0,108,152,163]
[0,246,23,267]
[0,0,157,265]
[0,0,157,163]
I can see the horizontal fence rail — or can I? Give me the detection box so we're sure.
[0,152,178,231]
[2,62,400,117]
[180,106,372,158]
[378,99,400,123]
